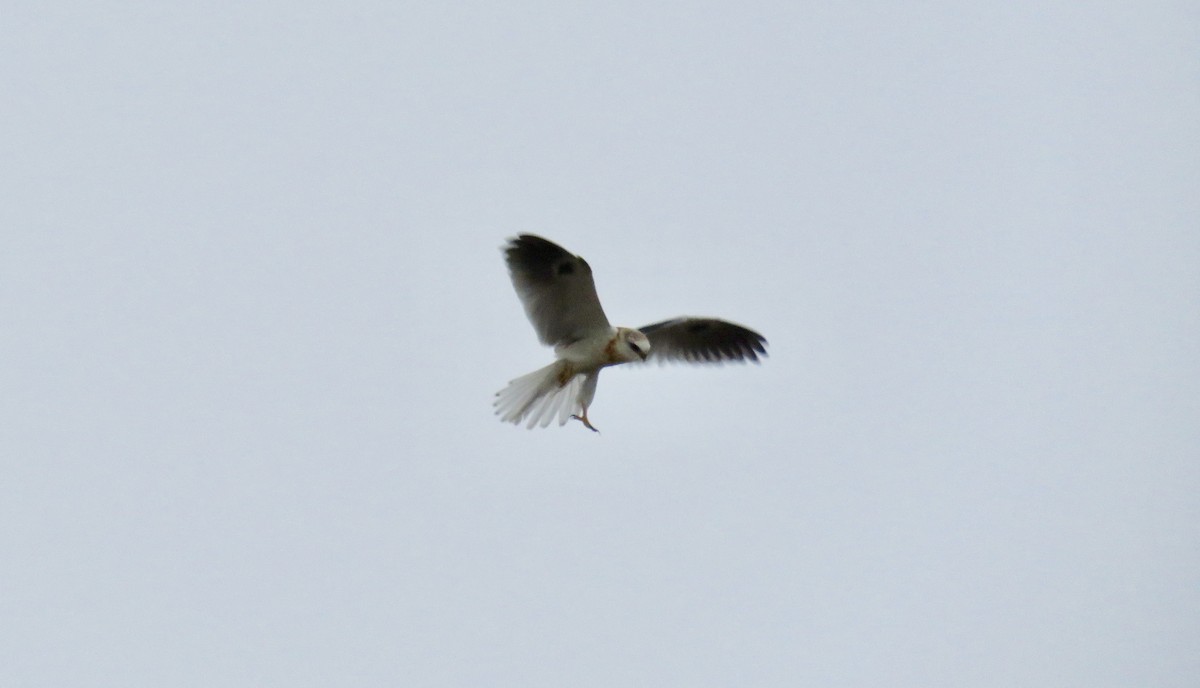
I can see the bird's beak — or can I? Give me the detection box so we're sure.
[638,350,648,361]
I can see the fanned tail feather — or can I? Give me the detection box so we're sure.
[494,361,581,429]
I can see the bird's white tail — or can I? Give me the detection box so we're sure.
[494,360,582,429]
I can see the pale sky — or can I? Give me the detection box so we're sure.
[3,2,1198,686]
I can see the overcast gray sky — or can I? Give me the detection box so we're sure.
[3,2,1198,686]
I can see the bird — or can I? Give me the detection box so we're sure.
[494,234,768,432]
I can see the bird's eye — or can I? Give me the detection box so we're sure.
[629,342,642,354]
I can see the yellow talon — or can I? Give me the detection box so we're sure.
[570,411,600,433]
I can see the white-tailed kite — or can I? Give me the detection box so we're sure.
[495,234,768,432]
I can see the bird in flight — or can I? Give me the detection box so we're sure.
[495,234,768,432]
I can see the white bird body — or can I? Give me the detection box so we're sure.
[495,326,648,430]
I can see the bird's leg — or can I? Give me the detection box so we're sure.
[570,407,600,433]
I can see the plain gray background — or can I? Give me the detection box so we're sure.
[3,2,1197,686]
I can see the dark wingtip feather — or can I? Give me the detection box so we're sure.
[503,234,579,284]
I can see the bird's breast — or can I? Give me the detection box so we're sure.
[555,330,623,370]
[602,335,623,365]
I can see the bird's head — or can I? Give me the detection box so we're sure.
[617,328,651,362]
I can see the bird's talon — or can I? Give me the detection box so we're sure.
[570,414,600,433]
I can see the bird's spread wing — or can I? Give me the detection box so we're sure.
[638,317,768,364]
[504,234,611,346]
